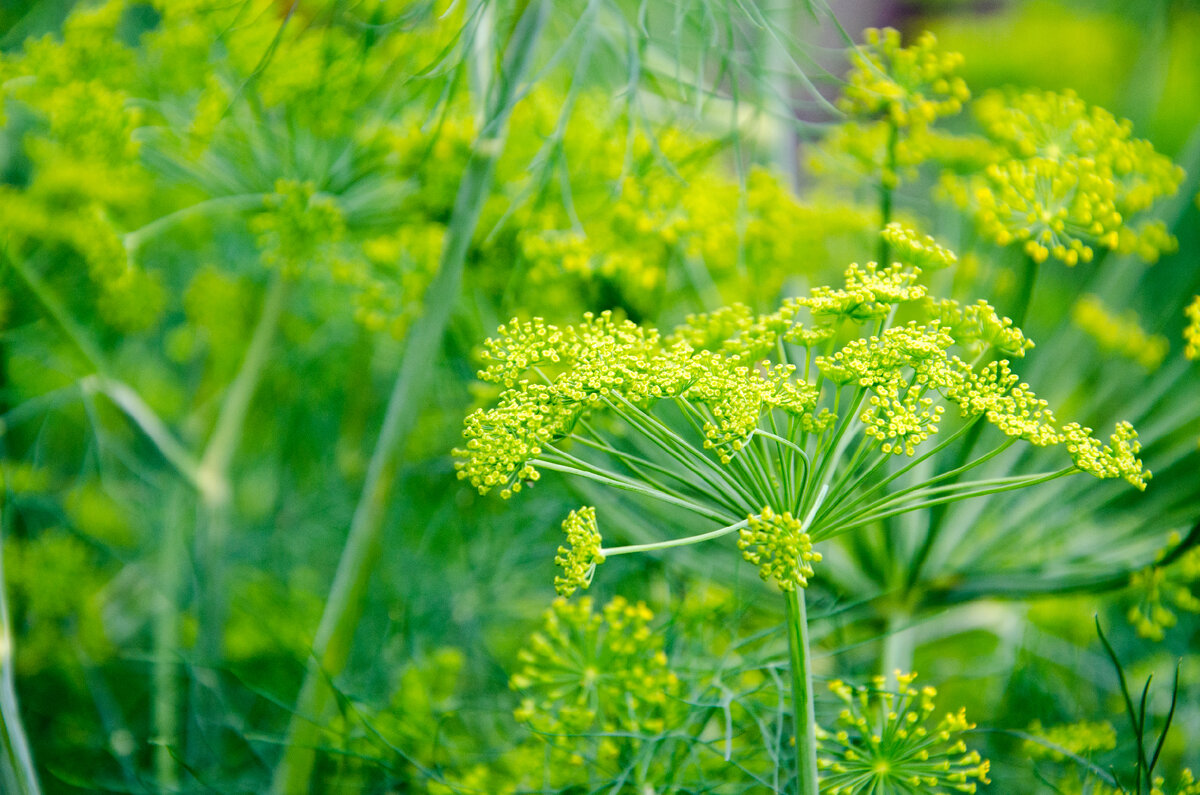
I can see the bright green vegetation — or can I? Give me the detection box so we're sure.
[0,1,1197,794]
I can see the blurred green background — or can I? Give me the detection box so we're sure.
[0,0,1196,793]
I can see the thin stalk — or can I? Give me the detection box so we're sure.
[192,275,288,760]
[3,248,106,373]
[878,120,898,264]
[153,486,189,791]
[534,459,734,523]
[784,588,819,795]
[271,7,547,791]
[570,429,748,515]
[830,469,1075,535]
[600,518,750,556]
[123,194,270,254]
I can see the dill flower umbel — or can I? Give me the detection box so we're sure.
[816,29,969,191]
[457,254,1150,608]
[1127,531,1200,640]
[840,29,969,129]
[1185,295,1200,361]
[882,223,957,271]
[1072,294,1169,371]
[1151,770,1200,795]
[739,507,822,590]
[511,596,680,736]
[946,89,1183,265]
[553,506,605,597]
[817,672,990,794]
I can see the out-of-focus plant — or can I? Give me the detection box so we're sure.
[818,672,990,794]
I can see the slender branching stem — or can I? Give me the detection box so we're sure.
[600,518,750,556]
[123,193,270,254]
[271,8,548,789]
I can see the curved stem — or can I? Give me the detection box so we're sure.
[600,518,750,556]
[123,194,269,254]
[784,588,819,795]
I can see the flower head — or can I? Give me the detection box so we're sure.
[553,506,605,597]
[511,596,680,735]
[1127,530,1200,640]
[1072,294,1168,371]
[881,222,957,270]
[738,507,821,590]
[818,672,991,794]
[1185,295,1200,361]
[840,29,969,128]
[946,89,1183,265]
[1063,421,1150,491]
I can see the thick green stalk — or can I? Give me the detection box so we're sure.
[880,609,914,689]
[784,587,819,795]
[1009,254,1041,329]
[270,6,548,792]
[0,508,41,795]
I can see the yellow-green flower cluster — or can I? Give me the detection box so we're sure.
[1062,421,1149,491]
[738,507,821,590]
[1185,295,1200,360]
[1127,531,1200,640]
[816,29,969,188]
[553,507,605,597]
[1024,719,1116,761]
[483,90,879,315]
[0,0,471,338]
[1151,770,1200,795]
[882,222,957,270]
[946,89,1183,265]
[251,180,346,278]
[331,224,446,339]
[818,672,990,794]
[1072,294,1169,371]
[840,29,970,128]
[511,596,680,736]
[925,298,1034,359]
[457,260,1151,502]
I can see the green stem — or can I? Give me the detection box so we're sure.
[880,609,914,689]
[270,6,548,791]
[784,587,819,795]
[191,275,287,763]
[153,486,188,791]
[1009,254,1041,329]
[878,120,898,264]
[534,458,734,523]
[0,504,41,795]
[600,518,749,556]
[123,194,269,254]
[2,248,106,373]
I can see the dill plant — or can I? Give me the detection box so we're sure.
[804,27,1196,696]
[456,242,1148,791]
